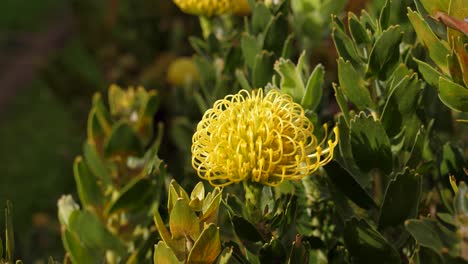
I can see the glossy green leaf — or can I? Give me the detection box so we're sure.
[190,182,205,203]
[241,34,261,69]
[259,238,287,263]
[251,2,272,34]
[367,26,403,80]
[104,121,144,157]
[344,218,401,264]
[378,168,422,229]
[231,215,264,242]
[83,142,112,186]
[454,182,468,216]
[73,157,103,208]
[336,116,372,187]
[326,161,376,210]
[168,180,190,213]
[137,91,159,145]
[200,189,222,223]
[338,58,374,110]
[348,13,370,45]
[169,198,200,240]
[154,209,185,259]
[405,219,459,256]
[419,0,448,15]
[440,142,466,179]
[301,64,324,111]
[253,51,275,88]
[68,210,126,256]
[187,224,221,264]
[350,113,393,174]
[438,77,468,112]
[153,241,183,264]
[407,8,450,74]
[332,25,361,66]
[379,0,391,29]
[106,177,155,215]
[62,229,100,264]
[274,57,305,102]
[414,57,444,87]
[333,84,350,124]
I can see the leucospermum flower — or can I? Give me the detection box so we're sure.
[173,0,251,16]
[192,89,339,187]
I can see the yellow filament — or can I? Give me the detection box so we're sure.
[191,89,339,187]
[173,0,251,16]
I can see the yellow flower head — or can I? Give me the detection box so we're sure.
[173,0,251,16]
[191,89,339,187]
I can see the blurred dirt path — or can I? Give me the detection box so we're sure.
[0,12,73,116]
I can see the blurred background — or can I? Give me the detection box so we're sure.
[0,0,198,261]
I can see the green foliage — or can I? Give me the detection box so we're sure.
[58,86,165,262]
[50,0,468,263]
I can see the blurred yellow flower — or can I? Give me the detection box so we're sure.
[192,89,339,187]
[167,57,200,87]
[173,0,251,16]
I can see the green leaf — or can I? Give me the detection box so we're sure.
[440,142,466,179]
[301,64,324,111]
[241,34,261,69]
[332,24,361,66]
[0,236,3,259]
[333,84,350,124]
[338,58,374,110]
[153,241,183,264]
[288,236,309,264]
[326,161,376,210]
[405,219,459,256]
[454,182,468,216]
[414,57,444,87]
[407,8,450,74]
[187,224,221,264]
[190,182,205,203]
[83,142,112,186]
[251,2,272,34]
[106,177,155,215]
[438,77,468,112]
[154,210,185,259]
[350,113,393,174]
[259,238,287,263]
[231,215,264,242]
[344,218,401,264]
[274,57,305,102]
[378,168,422,229]
[168,180,190,213]
[62,229,100,264]
[104,121,144,157]
[68,210,126,255]
[137,91,159,145]
[418,247,444,264]
[367,26,403,80]
[200,189,222,223]
[169,198,200,241]
[335,116,372,187]
[73,157,103,208]
[348,13,371,45]
[5,201,14,262]
[419,0,448,15]
[253,51,275,88]
[379,0,391,29]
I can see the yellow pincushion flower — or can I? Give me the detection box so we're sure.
[191,89,339,187]
[173,0,251,16]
